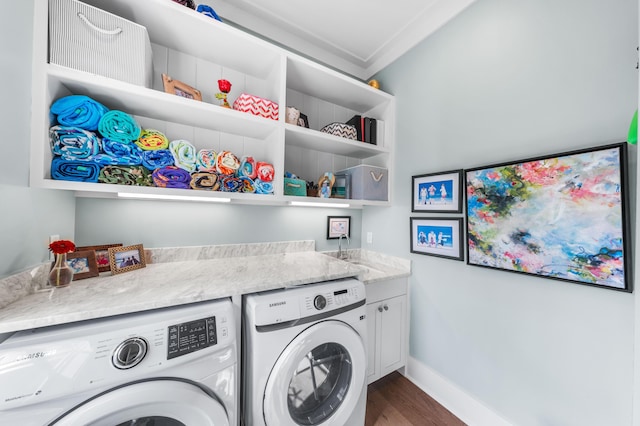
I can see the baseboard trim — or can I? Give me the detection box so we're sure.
[404,356,513,426]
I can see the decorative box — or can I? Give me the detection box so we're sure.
[49,0,153,87]
[232,93,279,120]
[319,123,358,140]
[284,177,307,196]
[337,165,388,201]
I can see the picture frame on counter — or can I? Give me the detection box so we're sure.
[327,216,351,240]
[410,217,464,261]
[412,169,463,213]
[465,142,631,292]
[162,73,202,101]
[67,250,99,280]
[108,244,147,275]
[76,243,123,273]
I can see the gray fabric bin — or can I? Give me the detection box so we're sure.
[337,165,388,201]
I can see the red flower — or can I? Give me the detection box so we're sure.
[218,79,232,93]
[49,240,76,255]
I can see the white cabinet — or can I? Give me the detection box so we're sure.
[30,0,395,207]
[366,278,408,384]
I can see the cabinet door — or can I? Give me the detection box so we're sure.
[379,295,406,377]
[366,303,379,383]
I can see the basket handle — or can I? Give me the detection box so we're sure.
[370,171,384,182]
[286,182,302,188]
[77,12,123,35]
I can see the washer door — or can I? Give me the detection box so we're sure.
[263,321,366,426]
[50,380,229,426]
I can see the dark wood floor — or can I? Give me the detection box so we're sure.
[365,372,466,426]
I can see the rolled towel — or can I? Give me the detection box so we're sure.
[256,161,275,182]
[169,139,197,172]
[51,157,100,182]
[49,125,100,161]
[238,156,257,179]
[98,165,153,186]
[254,178,274,194]
[152,165,191,189]
[190,172,220,190]
[238,176,256,193]
[50,95,108,131]
[136,128,169,151]
[93,138,143,166]
[98,110,141,143]
[141,149,174,170]
[196,149,217,172]
[219,175,243,192]
[216,150,240,176]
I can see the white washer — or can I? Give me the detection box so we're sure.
[243,278,367,426]
[0,298,237,426]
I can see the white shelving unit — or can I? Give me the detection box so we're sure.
[30,0,395,208]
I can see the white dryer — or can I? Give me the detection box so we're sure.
[243,278,367,426]
[0,298,237,426]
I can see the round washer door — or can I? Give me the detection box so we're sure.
[51,380,229,426]
[263,320,366,426]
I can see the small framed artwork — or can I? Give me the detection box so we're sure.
[412,169,463,213]
[108,244,147,275]
[327,216,351,240]
[465,142,630,292]
[298,113,309,128]
[162,73,202,101]
[76,244,123,273]
[410,217,464,261]
[67,250,99,280]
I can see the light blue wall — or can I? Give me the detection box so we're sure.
[369,0,637,424]
[74,198,360,251]
[0,1,75,278]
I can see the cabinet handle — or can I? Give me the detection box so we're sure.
[383,304,389,311]
[77,12,123,36]
[377,305,383,313]
[370,171,384,182]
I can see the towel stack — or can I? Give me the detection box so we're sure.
[48,94,274,194]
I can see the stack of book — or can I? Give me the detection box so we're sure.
[345,115,383,145]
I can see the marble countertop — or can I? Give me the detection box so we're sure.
[0,244,410,334]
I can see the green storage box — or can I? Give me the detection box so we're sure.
[284,177,307,196]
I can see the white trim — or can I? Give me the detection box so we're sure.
[404,356,513,426]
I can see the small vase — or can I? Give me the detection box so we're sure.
[48,253,74,288]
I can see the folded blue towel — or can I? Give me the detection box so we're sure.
[49,126,100,161]
[50,95,108,131]
[254,179,274,194]
[98,110,141,143]
[141,149,174,170]
[51,157,100,182]
[93,138,143,166]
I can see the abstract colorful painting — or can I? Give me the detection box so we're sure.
[465,143,630,291]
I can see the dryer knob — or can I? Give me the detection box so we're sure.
[314,295,327,310]
[112,337,148,370]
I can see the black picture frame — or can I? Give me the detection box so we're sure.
[410,217,464,260]
[412,169,463,213]
[465,142,631,292]
[327,216,351,240]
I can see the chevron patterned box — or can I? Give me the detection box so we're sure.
[319,123,358,140]
[232,93,279,120]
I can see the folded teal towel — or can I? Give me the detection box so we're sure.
[98,110,141,143]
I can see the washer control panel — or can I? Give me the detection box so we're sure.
[167,315,217,359]
[303,284,361,314]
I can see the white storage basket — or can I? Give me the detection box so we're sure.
[49,0,153,87]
